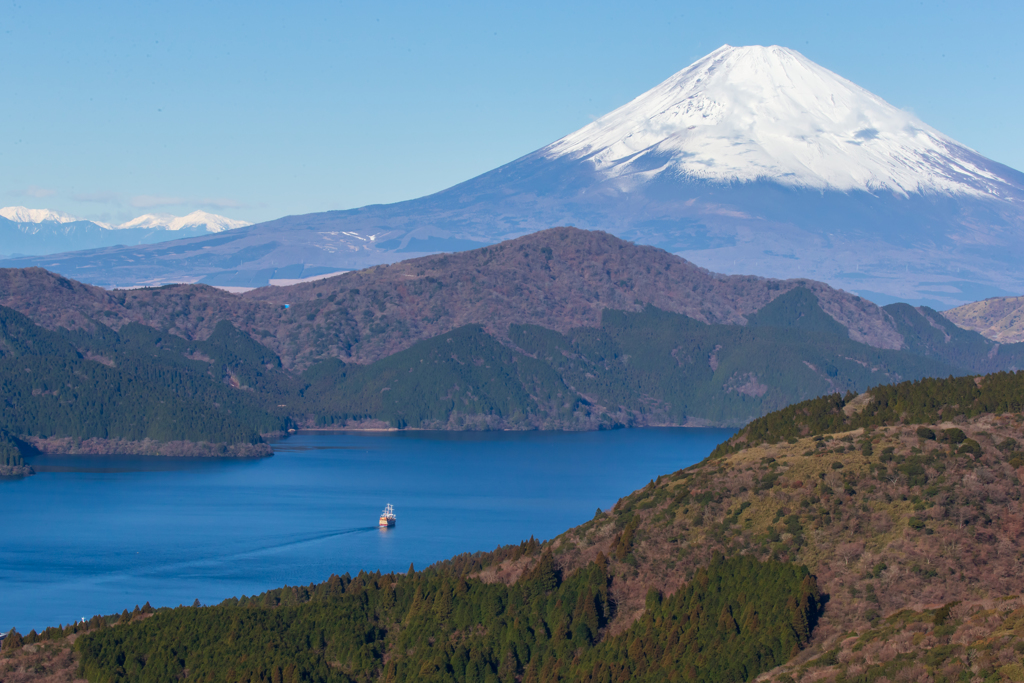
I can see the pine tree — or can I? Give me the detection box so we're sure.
[2,630,23,652]
[432,583,453,622]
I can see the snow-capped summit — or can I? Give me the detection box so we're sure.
[0,207,252,258]
[0,206,83,224]
[545,45,1015,198]
[117,210,250,233]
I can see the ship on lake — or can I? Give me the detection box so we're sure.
[379,503,396,528]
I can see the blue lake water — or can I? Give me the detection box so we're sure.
[1,428,732,632]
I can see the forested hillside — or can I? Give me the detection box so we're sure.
[4,280,1024,471]
[64,555,819,683]
[0,306,289,460]
[5,371,1024,682]
[2,228,1024,470]
[296,289,1008,430]
[0,429,33,476]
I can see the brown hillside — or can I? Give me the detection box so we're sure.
[476,410,1024,679]
[944,295,1024,344]
[0,228,903,369]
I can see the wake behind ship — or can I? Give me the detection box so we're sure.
[379,503,396,528]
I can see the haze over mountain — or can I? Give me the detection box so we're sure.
[0,207,251,257]
[4,45,1023,305]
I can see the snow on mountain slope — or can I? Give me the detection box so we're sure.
[1,207,250,233]
[0,206,83,224]
[545,45,1016,198]
[116,214,171,229]
[117,210,250,232]
[0,207,252,257]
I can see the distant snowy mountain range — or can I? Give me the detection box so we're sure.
[115,211,250,232]
[3,45,1023,305]
[0,206,85,225]
[0,208,250,257]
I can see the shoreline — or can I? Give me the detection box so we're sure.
[0,464,34,477]
[26,436,273,459]
[288,421,740,434]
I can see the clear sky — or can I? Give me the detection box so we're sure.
[2,0,1022,226]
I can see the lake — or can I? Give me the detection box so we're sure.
[0,427,732,633]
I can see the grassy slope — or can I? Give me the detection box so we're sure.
[943,295,1024,344]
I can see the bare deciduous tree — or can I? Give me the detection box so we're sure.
[837,542,865,567]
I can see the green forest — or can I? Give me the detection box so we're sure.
[4,286,1024,458]
[67,554,819,683]
[0,306,291,448]
[0,429,27,467]
[299,288,1012,430]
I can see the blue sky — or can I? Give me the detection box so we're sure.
[2,0,1022,225]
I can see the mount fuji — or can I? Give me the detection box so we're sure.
[5,45,1023,304]
[546,45,1018,197]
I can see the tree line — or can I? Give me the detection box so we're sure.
[68,554,819,683]
[715,370,1024,455]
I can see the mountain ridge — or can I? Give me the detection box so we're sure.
[0,206,83,224]
[0,207,251,258]
[116,209,250,232]
[0,228,908,367]
[2,228,1021,377]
